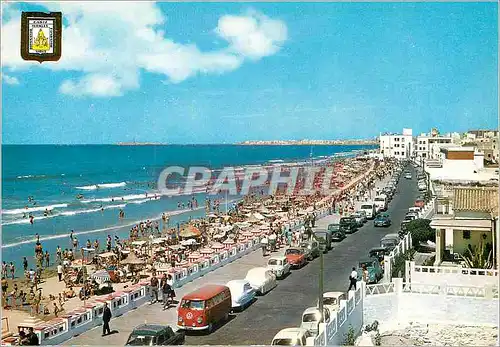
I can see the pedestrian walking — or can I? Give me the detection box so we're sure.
[348,267,358,291]
[150,275,159,304]
[161,275,173,310]
[260,234,268,256]
[1,261,7,278]
[102,302,112,336]
[45,251,50,268]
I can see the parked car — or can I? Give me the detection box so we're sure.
[284,247,307,269]
[267,255,291,279]
[400,220,411,232]
[414,199,425,208]
[368,247,389,263]
[316,292,346,314]
[245,267,277,295]
[404,213,418,221]
[339,216,357,234]
[330,228,346,242]
[271,328,315,346]
[327,223,340,234]
[374,213,391,227]
[126,324,185,346]
[374,195,388,212]
[300,307,331,335]
[226,280,256,311]
[177,285,231,333]
[300,240,320,260]
[404,172,412,179]
[313,230,332,252]
[357,258,383,284]
[408,207,421,214]
[359,202,376,219]
[380,235,399,252]
[351,212,366,227]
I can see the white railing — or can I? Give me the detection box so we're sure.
[365,282,395,296]
[408,261,499,287]
[313,285,364,346]
[383,232,412,282]
[419,198,435,220]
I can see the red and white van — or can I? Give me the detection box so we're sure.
[177,284,231,333]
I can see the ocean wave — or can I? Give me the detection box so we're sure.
[1,204,127,225]
[1,207,201,248]
[76,182,127,190]
[16,174,47,179]
[2,203,69,215]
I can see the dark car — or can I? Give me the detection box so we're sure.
[374,213,391,227]
[313,230,332,252]
[300,240,320,260]
[328,223,346,242]
[327,223,340,235]
[339,217,357,234]
[126,324,185,346]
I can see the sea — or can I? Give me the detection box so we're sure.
[1,144,375,274]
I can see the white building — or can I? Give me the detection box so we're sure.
[415,133,453,161]
[379,128,414,159]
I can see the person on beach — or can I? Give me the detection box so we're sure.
[23,257,28,272]
[56,246,62,261]
[1,262,6,278]
[72,237,78,250]
[45,252,50,268]
[150,275,159,304]
[9,262,15,279]
[57,263,63,282]
[102,302,112,336]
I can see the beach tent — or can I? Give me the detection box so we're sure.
[179,225,201,238]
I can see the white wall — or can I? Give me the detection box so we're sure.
[408,262,498,287]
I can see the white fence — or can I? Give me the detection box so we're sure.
[364,278,499,327]
[419,198,435,220]
[313,284,364,346]
[383,233,412,282]
[406,261,499,287]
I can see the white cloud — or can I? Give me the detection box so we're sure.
[1,73,20,85]
[216,12,288,59]
[1,3,287,97]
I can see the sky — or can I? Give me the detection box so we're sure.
[1,2,498,144]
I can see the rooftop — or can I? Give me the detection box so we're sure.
[453,186,498,216]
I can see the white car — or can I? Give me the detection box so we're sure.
[271,328,315,346]
[404,172,412,179]
[226,280,256,311]
[267,256,291,279]
[300,307,331,335]
[245,267,277,295]
[316,291,346,314]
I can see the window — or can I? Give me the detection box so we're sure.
[463,230,471,240]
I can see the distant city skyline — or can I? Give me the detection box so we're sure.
[1,2,498,144]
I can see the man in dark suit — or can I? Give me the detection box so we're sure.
[102,302,112,336]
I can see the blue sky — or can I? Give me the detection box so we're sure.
[1,2,498,144]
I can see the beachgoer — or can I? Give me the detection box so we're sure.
[9,262,15,280]
[56,246,62,261]
[1,262,6,278]
[57,264,63,282]
[45,251,50,267]
[23,257,28,272]
[150,276,159,304]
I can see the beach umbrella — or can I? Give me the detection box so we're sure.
[200,248,214,255]
[211,242,225,250]
[188,252,201,260]
[179,225,201,238]
[121,252,145,265]
[241,231,253,238]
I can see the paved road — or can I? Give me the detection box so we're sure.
[67,166,418,345]
[183,166,419,345]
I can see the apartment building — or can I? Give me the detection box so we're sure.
[379,128,414,159]
[415,134,453,160]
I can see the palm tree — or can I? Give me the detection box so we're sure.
[460,241,493,269]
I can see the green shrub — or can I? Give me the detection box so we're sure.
[391,249,415,278]
[406,219,434,249]
[343,325,356,346]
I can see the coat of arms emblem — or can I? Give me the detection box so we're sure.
[20,12,62,63]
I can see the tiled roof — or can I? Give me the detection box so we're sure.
[453,187,498,216]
